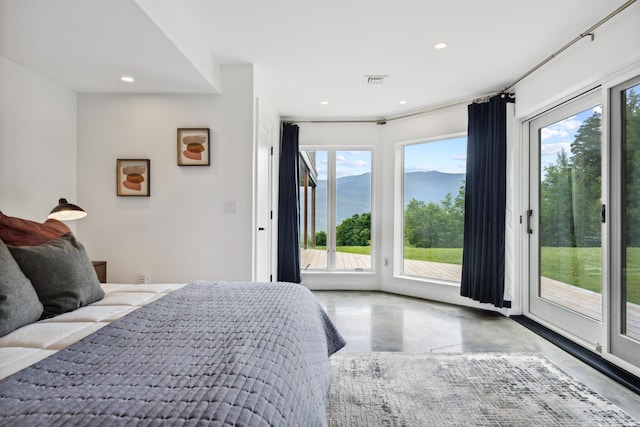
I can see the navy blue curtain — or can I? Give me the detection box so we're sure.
[460,94,514,308]
[277,123,302,283]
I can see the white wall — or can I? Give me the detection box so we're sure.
[514,5,640,118]
[0,56,78,225]
[76,64,255,283]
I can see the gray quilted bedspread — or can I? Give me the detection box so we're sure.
[0,281,346,426]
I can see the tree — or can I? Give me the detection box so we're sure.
[540,107,603,248]
[403,180,466,249]
[571,110,602,247]
[315,230,327,246]
[336,212,371,246]
[541,150,575,247]
[405,199,433,247]
[623,87,640,247]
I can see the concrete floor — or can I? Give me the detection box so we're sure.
[313,290,640,421]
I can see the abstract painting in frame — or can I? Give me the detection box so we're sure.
[117,159,150,197]
[178,128,210,166]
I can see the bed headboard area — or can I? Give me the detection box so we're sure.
[0,212,104,336]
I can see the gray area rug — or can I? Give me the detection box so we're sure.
[326,352,639,426]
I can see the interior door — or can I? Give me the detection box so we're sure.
[255,120,272,282]
[528,90,603,347]
[610,76,640,367]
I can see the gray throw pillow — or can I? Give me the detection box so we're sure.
[0,239,44,337]
[8,233,105,319]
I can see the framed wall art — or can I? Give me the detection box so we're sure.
[177,128,210,166]
[117,159,150,197]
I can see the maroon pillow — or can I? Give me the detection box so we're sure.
[0,212,70,246]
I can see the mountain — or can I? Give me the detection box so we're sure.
[403,171,465,207]
[304,171,464,232]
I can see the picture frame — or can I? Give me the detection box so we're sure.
[117,159,150,197]
[177,128,210,166]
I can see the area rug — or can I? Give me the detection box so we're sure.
[326,352,639,426]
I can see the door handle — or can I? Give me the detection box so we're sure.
[526,209,533,234]
[258,227,265,231]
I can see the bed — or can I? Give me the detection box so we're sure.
[0,213,345,426]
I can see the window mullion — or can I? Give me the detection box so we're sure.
[327,149,336,270]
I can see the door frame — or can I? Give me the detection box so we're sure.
[520,69,640,378]
[253,101,274,282]
[608,72,640,369]
[524,88,605,351]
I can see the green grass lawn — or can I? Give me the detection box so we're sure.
[335,246,370,255]
[539,247,640,305]
[624,248,640,306]
[540,247,601,293]
[402,247,463,265]
[329,244,640,305]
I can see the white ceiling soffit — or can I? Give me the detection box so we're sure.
[175,0,630,120]
[1,0,636,119]
[0,0,217,93]
[134,0,220,92]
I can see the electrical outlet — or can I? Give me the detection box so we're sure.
[223,200,237,214]
[137,273,149,284]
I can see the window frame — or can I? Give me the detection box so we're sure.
[395,132,467,285]
[299,145,376,273]
[609,73,640,366]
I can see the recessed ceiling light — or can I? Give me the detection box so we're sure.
[120,76,135,83]
[433,42,448,50]
[399,100,408,105]
[320,100,329,105]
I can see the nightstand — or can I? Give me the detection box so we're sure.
[92,261,107,283]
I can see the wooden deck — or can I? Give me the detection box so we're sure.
[301,248,371,270]
[301,248,640,339]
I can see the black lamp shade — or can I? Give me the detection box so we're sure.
[48,198,87,221]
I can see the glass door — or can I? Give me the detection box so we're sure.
[610,76,640,367]
[528,91,603,346]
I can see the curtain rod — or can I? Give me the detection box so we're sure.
[497,0,636,94]
[282,119,379,124]
[385,95,491,122]
[282,93,496,125]
[282,91,498,125]
[284,0,636,126]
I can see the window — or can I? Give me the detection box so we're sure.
[300,148,372,271]
[401,136,467,282]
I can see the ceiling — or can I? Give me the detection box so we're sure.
[0,0,632,120]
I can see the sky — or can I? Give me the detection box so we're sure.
[313,150,373,179]
[336,150,371,178]
[404,136,467,174]
[540,105,601,171]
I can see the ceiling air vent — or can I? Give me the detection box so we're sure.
[365,74,388,85]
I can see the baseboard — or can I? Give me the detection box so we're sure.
[511,315,640,395]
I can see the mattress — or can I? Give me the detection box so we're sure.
[0,282,186,380]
